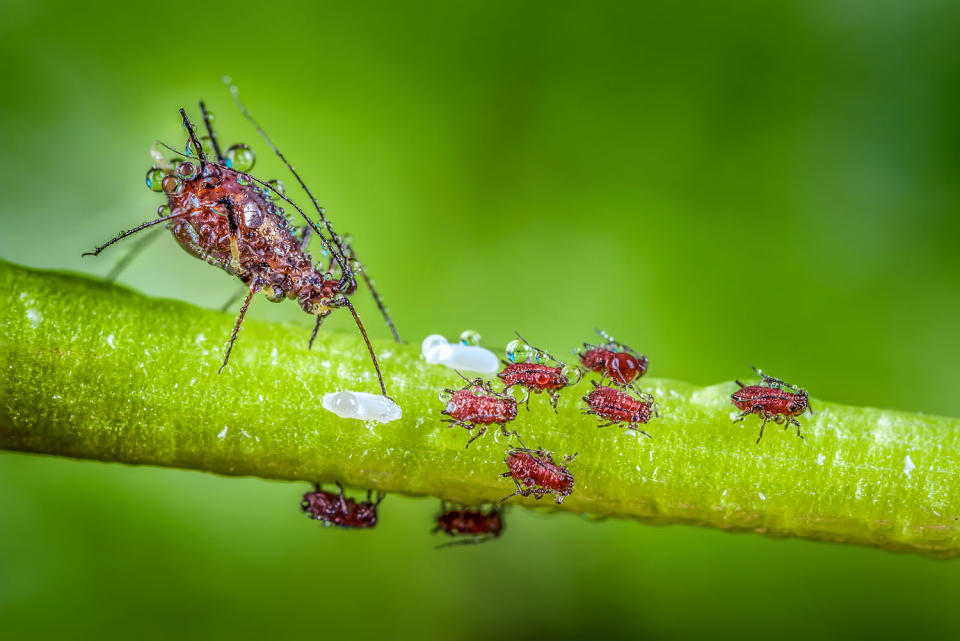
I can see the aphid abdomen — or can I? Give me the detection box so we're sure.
[498,363,567,391]
[301,484,382,529]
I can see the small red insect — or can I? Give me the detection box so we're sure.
[500,446,576,504]
[433,503,504,545]
[582,380,658,437]
[498,333,582,412]
[301,482,384,529]
[731,366,810,443]
[578,328,649,387]
[439,373,520,448]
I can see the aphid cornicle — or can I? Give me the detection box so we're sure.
[731,366,810,444]
[439,373,521,448]
[582,380,657,437]
[578,328,648,387]
[433,503,504,545]
[500,447,576,505]
[83,82,399,396]
[498,333,582,412]
[301,482,384,529]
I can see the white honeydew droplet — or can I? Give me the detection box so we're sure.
[322,391,402,424]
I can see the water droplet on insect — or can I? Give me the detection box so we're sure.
[509,386,529,403]
[145,166,165,192]
[225,143,256,172]
[161,174,183,194]
[505,339,533,364]
[157,204,171,218]
[471,385,485,397]
[534,350,550,364]
[438,389,451,403]
[460,329,481,346]
[202,164,222,188]
[237,174,251,186]
[562,365,583,386]
[267,179,286,196]
[177,161,198,181]
[242,202,263,228]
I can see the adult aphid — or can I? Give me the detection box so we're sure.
[582,380,658,437]
[500,446,576,505]
[498,333,582,412]
[439,372,522,448]
[83,82,398,396]
[433,503,504,546]
[731,366,810,443]
[301,482,384,529]
[578,328,648,387]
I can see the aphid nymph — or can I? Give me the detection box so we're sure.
[731,366,809,443]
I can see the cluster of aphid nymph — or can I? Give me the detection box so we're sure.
[87,86,812,548]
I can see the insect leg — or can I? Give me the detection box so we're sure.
[83,213,184,257]
[340,237,401,343]
[756,415,771,444]
[105,227,165,282]
[218,285,257,373]
[465,426,488,448]
[219,285,250,313]
[339,296,388,397]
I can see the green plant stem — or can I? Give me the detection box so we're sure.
[1,259,959,557]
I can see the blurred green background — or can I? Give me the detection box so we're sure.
[2,1,960,639]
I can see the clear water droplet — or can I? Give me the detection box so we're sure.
[225,143,256,172]
[161,174,183,194]
[202,164,222,188]
[562,365,583,386]
[157,204,171,218]
[534,350,550,364]
[177,161,198,181]
[200,136,216,158]
[505,339,533,364]
[471,385,485,397]
[267,179,286,196]
[509,386,529,403]
[242,202,263,228]
[237,173,251,186]
[145,166,165,192]
[438,389,451,403]
[460,329,481,346]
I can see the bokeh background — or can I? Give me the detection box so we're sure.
[2,1,960,639]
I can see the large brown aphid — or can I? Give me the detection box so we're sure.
[731,366,810,444]
[301,482,384,529]
[582,380,658,437]
[83,85,398,395]
[439,373,520,448]
[498,333,582,412]
[578,328,649,387]
[433,502,504,546]
[500,446,576,505]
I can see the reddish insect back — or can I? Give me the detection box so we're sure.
[502,448,575,504]
[435,507,504,538]
[301,484,382,529]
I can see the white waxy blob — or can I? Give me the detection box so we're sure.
[420,334,498,374]
[322,391,402,424]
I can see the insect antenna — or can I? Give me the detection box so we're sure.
[104,227,164,282]
[223,77,348,263]
[83,212,184,256]
[198,101,224,162]
[750,365,803,393]
[513,331,564,366]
